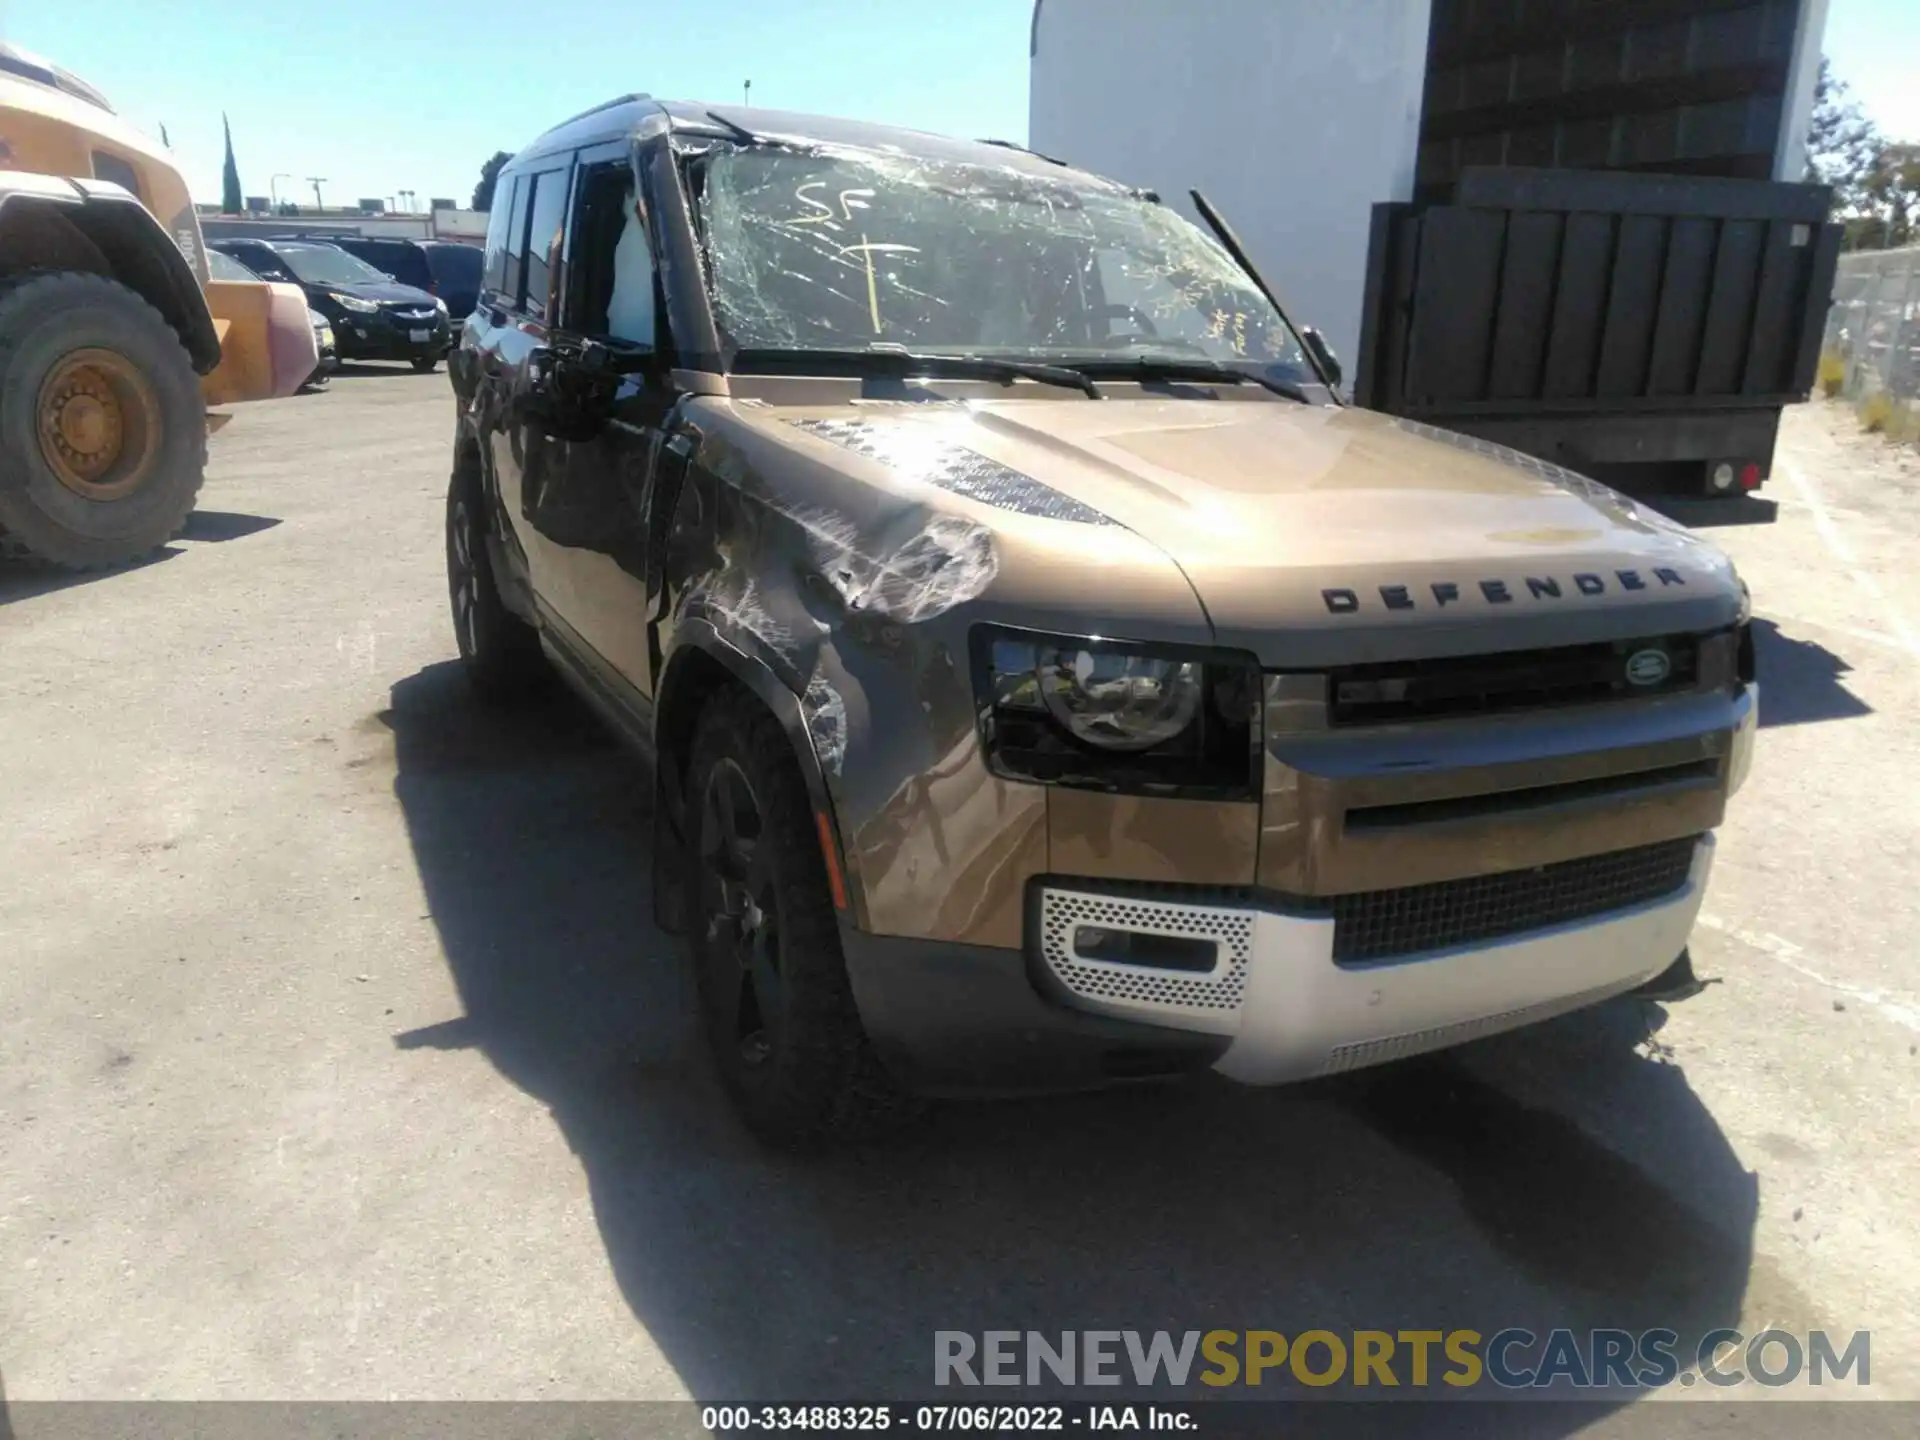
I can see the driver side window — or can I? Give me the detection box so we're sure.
[568,162,658,350]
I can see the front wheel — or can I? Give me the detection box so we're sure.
[687,689,911,1149]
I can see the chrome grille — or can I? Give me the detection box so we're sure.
[1332,836,1699,965]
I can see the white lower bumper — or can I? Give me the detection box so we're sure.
[1039,835,1714,1085]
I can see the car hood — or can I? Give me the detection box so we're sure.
[317,279,437,305]
[774,396,1744,667]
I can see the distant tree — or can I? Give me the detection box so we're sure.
[1860,144,1920,250]
[221,113,244,214]
[472,150,511,212]
[1805,58,1880,229]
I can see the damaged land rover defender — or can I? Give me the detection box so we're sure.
[447,99,1757,1147]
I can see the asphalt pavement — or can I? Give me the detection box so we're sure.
[1,369,1916,1421]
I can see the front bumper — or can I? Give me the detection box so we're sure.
[1210,834,1709,1082]
[330,311,450,360]
[845,835,1711,1095]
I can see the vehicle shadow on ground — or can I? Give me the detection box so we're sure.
[1750,620,1872,728]
[179,510,283,543]
[0,548,177,606]
[1642,495,1780,529]
[0,513,282,606]
[382,660,1764,1422]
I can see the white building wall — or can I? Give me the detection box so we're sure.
[1773,0,1831,183]
[1029,0,1433,371]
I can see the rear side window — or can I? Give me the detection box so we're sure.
[520,168,571,322]
[426,244,482,290]
[482,174,525,301]
[340,240,415,287]
[376,245,432,290]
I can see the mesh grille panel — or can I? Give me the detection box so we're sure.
[1332,836,1698,965]
[1038,888,1252,1023]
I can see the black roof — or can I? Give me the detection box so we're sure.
[515,96,1109,188]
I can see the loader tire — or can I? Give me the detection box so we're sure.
[0,272,206,569]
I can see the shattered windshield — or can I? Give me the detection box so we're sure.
[694,145,1311,376]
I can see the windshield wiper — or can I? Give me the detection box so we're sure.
[1071,356,1313,404]
[731,346,1102,399]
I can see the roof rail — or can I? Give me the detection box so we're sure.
[549,92,654,132]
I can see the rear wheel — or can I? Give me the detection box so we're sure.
[445,469,545,697]
[410,356,439,374]
[0,272,205,569]
[687,688,912,1149]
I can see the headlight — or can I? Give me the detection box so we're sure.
[974,627,1260,798]
[1039,647,1202,750]
[330,292,379,313]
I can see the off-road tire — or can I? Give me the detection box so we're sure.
[411,356,440,374]
[0,272,206,569]
[445,467,546,698]
[687,687,914,1150]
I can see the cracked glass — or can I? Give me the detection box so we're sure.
[693,144,1311,377]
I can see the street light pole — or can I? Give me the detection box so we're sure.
[270,172,292,209]
[743,78,751,107]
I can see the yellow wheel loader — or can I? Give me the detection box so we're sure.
[0,44,315,568]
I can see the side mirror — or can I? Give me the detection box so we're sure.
[1301,326,1342,389]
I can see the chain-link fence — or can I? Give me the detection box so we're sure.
[1824,246,1920,406]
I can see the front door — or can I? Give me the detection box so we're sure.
[527,150,682,700]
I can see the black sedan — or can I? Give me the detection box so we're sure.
[210,238,451,372]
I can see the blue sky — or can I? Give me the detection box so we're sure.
[0,0,1036,206]
[2,0,1913,208]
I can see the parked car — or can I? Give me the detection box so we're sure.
[210,237,449,372]
[448,99,1755,1149]
[317,235,483,325]
[418,241,484,322]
